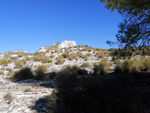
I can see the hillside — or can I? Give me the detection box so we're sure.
[0,40,111,79]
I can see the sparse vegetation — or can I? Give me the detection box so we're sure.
[0,58,12,65]
[14,60,23,69]
[33,55,52,63]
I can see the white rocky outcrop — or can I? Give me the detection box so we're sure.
[57,40,76,48]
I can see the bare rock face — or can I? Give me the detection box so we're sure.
[57,40,76,48]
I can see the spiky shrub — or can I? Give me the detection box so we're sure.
[0,58,12,65]
[4,92,13,104]
[76,52,84,58]
[10,67,34,81]
[114,58,145,73]
[128,58,144,73]
[24,56,31,61]
[96,52,105,58]
[55,58,64,65]
[33,55,52,63]
[81,62,90,68]
[36,64,48,72]
[93,59,110,75]
[113,59,121,65]
[68,53,78,60]
[50,55,54,58]
[85,53,92,57]
[14,60,23,69]
[58,53,69,59]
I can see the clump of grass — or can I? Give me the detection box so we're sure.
[33,55,52,63]
[10,67,34,81]
[50,55,54,58]
[96,52,105,58]
[4,92,13,104]
[93,59,110,75]
[36,64,48,72]
[85,53,92,57]
[81,62,90,68]
[76,52,84,58]
[55,57,64,65]
[14,60,23,69]
[68,53,78,60]
[24,56,31,61]
[0,58,12,65]
[113,59,121,65]
[114,58,146,73]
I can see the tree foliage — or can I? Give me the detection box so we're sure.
[101,0,150,47]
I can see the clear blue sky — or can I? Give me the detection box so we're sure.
[0,0,122,53]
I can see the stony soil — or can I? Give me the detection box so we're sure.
[0,79,53,113]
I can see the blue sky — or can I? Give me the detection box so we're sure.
[0,0,123,53]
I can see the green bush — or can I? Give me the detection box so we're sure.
[10,67,34,81]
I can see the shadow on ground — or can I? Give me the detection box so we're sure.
[31,72,150,113]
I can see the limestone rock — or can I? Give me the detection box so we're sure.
[57,40,76,48]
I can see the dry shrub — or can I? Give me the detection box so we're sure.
[4,93,13,104]
[0,58,12,65]
[81,62,90,68]
[33,55,52,63]
[85,53,92,57]
[68,53,78,60]
[55,58,64,65]
[36,64,48,72]
[14,60,23,69]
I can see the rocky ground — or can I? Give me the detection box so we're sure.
[0,78,54,113]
